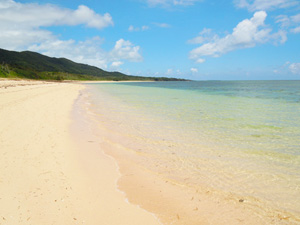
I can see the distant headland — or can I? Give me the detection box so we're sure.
[0,48,187,81]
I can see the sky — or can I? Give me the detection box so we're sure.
[0,0,299,80]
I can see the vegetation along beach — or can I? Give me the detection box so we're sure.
[1,0,300,224]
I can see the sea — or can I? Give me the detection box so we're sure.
[82,80,300,224]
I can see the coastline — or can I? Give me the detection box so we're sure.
[0,79,161,225]
[1,79,298,225]
[79,82,299,225]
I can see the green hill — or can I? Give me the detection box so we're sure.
[0,48,186,81]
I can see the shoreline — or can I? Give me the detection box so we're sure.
[1,79,298,225]
[0,79,161,225]
[70,84,162,225]
[79,82,299,225]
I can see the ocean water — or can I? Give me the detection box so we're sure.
[84,80,300,223]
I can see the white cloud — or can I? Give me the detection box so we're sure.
[166,69,173,74]
[276,15,290,27]
[188,28,215,44]
[0,0,113,29]
[129,23,170,32]
[275,62,300,75]
[128,25,135,31]
[153,23,171,28]
[176,69,182,75]
[28,36,110,69]
[146,0,202,7]
[234,0,299,11]
[276,13,300,27]
[189,11,286,62]
[0,26,55,50]
[62,5,113,29]
[289,63,300,74]
[0,1,143,69]
[128,25,149,32]
[190,68,198,73]
[292,14,300,23]
[142,25,150,30]
[291,26,300,33]
[272,29,288,44]
[173,0,199,6]
[275,13,300,33]
[110,39,143,62]
[188,36,205,44]
[28,37,142,69]
[164,68,182,76]
[196,58,205,63]
[0,0,113,50]
[111,61,124,68]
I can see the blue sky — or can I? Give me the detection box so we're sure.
[0,0,299,80]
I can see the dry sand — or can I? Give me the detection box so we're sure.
[0,79,161,225]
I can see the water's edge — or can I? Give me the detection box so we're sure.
[79,81,300,224]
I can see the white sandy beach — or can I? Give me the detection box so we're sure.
[0,79,161,225]
[1,79,296,225]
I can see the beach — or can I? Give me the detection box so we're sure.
[1,0,299,223]
[1,79,299,225]
[0,79,161,225]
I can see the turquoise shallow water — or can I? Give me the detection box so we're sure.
[86,80,300,222]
